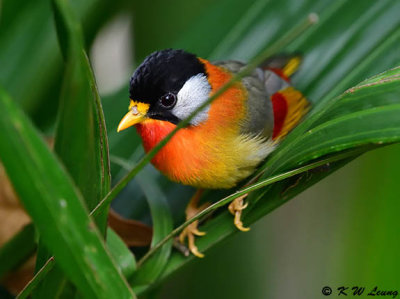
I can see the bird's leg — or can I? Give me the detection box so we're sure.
[178,189,209,258]
[228,194,250,232]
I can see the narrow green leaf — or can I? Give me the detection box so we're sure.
[0,224,36,279]
[52,0,111,230]
[284,105,400,166]
[130,167,173,288]
[32,0,113,295]
[133,0,252,61]
[293,0,400,101]
[0,0,128,126]
[17,258,56,299]
[208,0,272,59]
[311,27,400,128]
[0,88,134,298]
[0,0,62,115]
[176,0,329,61]
[102,88,143,178]
[107,228,137,279]
[31,249,76,299]
[20,228,138,298]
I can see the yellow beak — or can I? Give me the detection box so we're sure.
[117,100,150,132]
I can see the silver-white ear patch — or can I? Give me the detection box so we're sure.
[174,74,211,126]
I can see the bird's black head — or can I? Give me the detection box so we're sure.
[129,49,207,124]
[118,49,212,132]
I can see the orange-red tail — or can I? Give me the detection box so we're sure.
[264,55,309,141]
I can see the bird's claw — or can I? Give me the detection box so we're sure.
[228,195,250,232]
[178,191,210,258]
[179,221,205,258]
[192,227,206,236]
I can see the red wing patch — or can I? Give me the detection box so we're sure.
[271,87,309,141]
[271,92,288,139]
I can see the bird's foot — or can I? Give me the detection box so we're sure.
[179,219,206,258]
[178,191,209,258]
[228,195,250,232]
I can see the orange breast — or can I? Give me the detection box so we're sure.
[135,60,251,189]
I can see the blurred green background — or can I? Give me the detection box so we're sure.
[1,0,399,297]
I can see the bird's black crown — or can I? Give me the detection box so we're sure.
[129,49,206,104]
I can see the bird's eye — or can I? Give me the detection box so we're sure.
[159,93,177,109]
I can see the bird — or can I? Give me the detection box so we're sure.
[117,49,309,257]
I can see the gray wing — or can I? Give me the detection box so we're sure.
[213,60,274,138]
